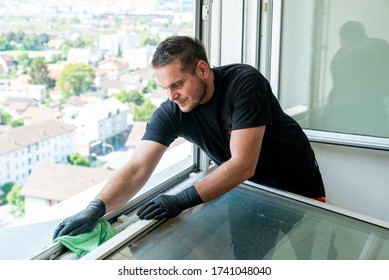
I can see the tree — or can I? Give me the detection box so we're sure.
[128,90,145,105]
[0,111,24,127]
[21,34,40,50]
[0,182,14,205]
[10,118,24,127]
[72,37,85,48]
[6,31,16,43]
[0,35,10,50]
[16,53,32,74]
[112,90,129,104]
[0,111,12,124]
[56,63,95,99]
[140,31,159,46]
[7,185,25,217]
[29,56,49,86]
[112,90,144,105]
[83,36,96,48]
[68,153,91,167]
[134,97,157,121]
[143,78,158,93]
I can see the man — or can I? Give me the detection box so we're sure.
[53,35,325,240]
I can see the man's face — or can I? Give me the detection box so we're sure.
[154,60,208,113]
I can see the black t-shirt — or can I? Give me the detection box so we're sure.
[143,64,325,197]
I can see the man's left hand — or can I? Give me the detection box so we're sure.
[136,185,203,220]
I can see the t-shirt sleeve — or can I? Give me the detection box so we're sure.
[141,102,179,147]
[231,71,273,130]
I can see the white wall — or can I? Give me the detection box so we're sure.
[312,142,389,223]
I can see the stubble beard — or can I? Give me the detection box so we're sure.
[180,80,207,113]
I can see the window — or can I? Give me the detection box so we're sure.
[0,0,198,257]
[0,0,205,260]
[274,0,389,142]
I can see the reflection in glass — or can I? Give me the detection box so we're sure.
[323,21,389,136]
[107,184,389,260]
[279,0,389,138]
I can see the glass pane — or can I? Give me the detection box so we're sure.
[0,0,195,229]
[278,0,389,138]
[106,184,389,260]
[0,0,196,256]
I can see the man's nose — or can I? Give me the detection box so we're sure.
[167,88,179,101]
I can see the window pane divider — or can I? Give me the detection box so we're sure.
[305,129,389,152]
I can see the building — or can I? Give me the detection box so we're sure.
[0,55,15,75]
[67,48,104,65]
[20,162,114,219]
[22,107,63,126]
[65,97,130,155]
[0,119,77,186]
[99,30,140,57]
[94,56,129,87]
[1,97,39,117]
[0,84,46,105]
[122,47,154,70]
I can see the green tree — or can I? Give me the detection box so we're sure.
[37,33,50,46]
[143,78,158,93]
[14,31,25,43]
[21,34,40,50]
[128,90,145,105]
[56,63,95,99]
[134,97,157,121]
[70,16,81,24]
[0,35,10,50]
[112,15,123,28]
[112,90,129,104]
[0,182,14,205]
[60,42,72,56]
[140,31,159,46]
[1,182,14,195]
[29,56,49,86]
[68,153,91,167]
[10,118,24,127]
[15,53,31,74]
[83,36,96,48]
[72,37,85,48]
[0,111,23,127]
[47,53,64,64]
[112,90,144,105]
[7,185,25,217]
[0,111,12,124]
[6,31,16,43]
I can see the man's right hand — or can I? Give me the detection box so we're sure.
[52,199,106,240]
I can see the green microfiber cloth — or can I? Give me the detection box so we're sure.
[54,218,117,257]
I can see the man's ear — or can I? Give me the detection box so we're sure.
[196,60,210,78]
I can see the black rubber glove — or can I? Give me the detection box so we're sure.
[52,199,106,240]
[137,185,203,220]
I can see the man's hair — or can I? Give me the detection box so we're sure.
[151,35,209,73]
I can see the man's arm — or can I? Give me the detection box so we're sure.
[97,140,168,213]
[136,126,265,220]
[53,140,167,238]
[195,126,265,201]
